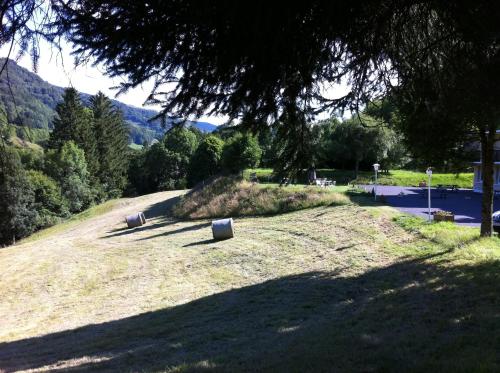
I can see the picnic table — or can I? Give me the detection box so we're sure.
[315,178,335,187]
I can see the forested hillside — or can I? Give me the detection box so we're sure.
[0,58,216,145]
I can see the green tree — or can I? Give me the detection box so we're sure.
[27,170,69,228]
[49,88,99,178]
[188,135,224,185]
[163,127,199,157]
[320,117,390,177]
[0,148,37,245]
[162,126,200,185]
[222,133,262,173]
[90,91,129,198]
[46,141,93,213]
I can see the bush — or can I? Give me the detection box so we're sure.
[173,176,349,219]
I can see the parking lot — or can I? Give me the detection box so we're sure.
[362,185,499,227]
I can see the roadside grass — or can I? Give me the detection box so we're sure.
[0,187,499,372]
[244,168,474,188]
[172,176,350,219]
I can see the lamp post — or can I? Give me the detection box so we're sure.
[426,167,432,221]
[373,163,380,201]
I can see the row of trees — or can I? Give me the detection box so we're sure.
[0,88,129,245]
[127,129,262,195]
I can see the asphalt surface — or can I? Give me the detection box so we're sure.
[361,185,498,227]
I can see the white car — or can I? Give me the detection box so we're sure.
[493,211,500,232]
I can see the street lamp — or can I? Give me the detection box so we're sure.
[373,163,380,201]
[426,167,433,221]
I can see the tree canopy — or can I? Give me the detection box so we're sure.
[3,1,500,235]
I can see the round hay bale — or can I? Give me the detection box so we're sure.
[212,218,234,240]
[125,212,146,228]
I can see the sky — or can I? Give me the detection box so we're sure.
[0,40,349,125]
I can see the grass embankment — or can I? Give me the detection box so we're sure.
[0,185,498,372]
[173,176,350,219]
[244,168,474,188]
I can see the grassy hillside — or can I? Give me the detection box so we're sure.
[0,58,216,145]
[0,187,498,372]
[245,168,474,188]
[173,177,350,219]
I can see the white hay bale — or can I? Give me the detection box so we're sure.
[125,212,146,228]
[212,218,234,240]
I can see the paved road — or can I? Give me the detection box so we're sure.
[361,185,498,227]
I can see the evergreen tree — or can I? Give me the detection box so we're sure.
[49,88,99,179]
[0,148,38,245]
[90,92,129,198]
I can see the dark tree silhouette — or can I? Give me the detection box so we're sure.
[4,1,500,234]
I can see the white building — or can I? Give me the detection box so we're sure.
[472,130,500,193]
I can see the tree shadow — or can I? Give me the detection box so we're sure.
[101,196,182,239]
[101,218,176,239]
[1,256,498,372]
[136,222,212,241]
[143,195,182,220]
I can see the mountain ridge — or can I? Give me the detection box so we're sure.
[0,58,216,145]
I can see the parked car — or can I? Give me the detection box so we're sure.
[492,211,500,233]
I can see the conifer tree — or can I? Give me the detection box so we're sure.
[90,92,129,198]
[49,88,99,179]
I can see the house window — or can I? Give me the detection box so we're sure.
[477,167,482,182]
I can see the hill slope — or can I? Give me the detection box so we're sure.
[0,189,498,371]
[0,58,217,144]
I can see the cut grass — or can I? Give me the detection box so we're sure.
[0,187,498,372]
[172,176,350,219]
[245,168,474,188]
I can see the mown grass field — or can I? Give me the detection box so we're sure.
[244,168,474,188]
[0,185,498,372]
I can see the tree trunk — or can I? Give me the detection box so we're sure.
[480,128,495,237]
[354,159,359,179]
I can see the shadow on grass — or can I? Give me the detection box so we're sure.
[137,222,212,241]
[102,196,182,239]
[143,195,182,220]
[1,256,498,372]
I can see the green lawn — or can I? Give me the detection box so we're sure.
[0,186,498,372]
[244,168,474,188]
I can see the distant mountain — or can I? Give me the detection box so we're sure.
[0,58,217,144]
